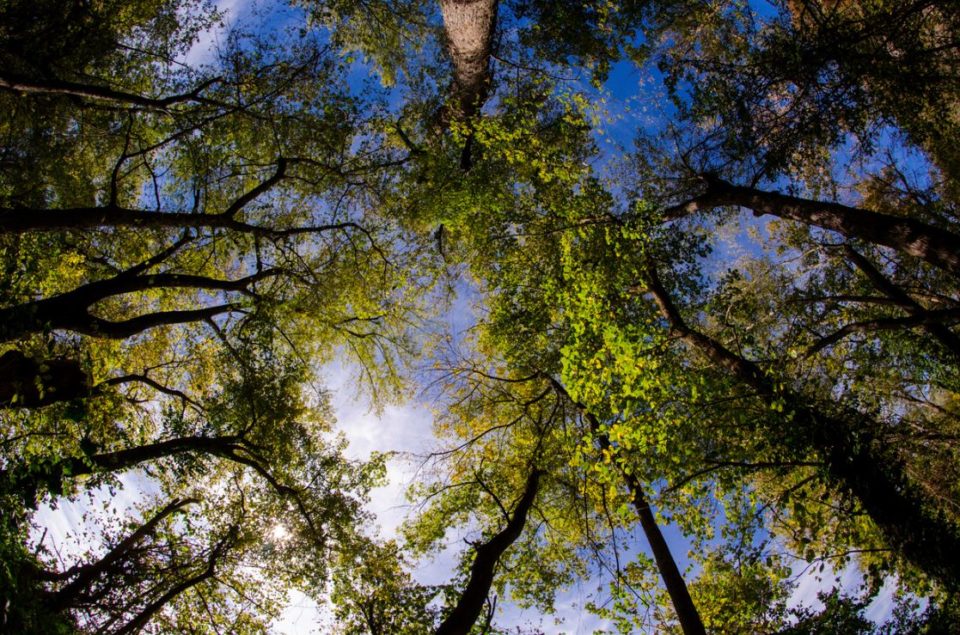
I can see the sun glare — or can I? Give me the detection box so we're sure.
[270,524,292,542]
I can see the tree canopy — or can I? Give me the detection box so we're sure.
[2,0,959,632]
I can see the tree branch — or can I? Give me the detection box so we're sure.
[843,245,960,358]
[0,204,367,239]
[0,72,224,111]
[70,304,241,340]
[659,177,960,276]
[434,468,541,635]
[47,498,198,610]
[112,526,236,635]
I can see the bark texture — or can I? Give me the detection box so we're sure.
[439,0,498,120]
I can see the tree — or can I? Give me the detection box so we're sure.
[328,0,960,626]
[435,469,542,635]
[0,3,422,630]
[387,87,713,627]
[389,51,958,626]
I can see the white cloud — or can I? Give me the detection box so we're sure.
[787,556,898,625]
[323,360,437,537]
[32,471,159,565]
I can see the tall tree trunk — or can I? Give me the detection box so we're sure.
[625,476,706,635]
[438,0,498,169]
[646,262,960,589]
[439,0,497,120]
[662,177,960,276]
[545,375,706,634]
[434,469,540,635]
[605,443,705,634]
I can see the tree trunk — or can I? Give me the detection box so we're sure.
[610,449,705,634]
[646,262,960,589]
[454,371,704,630]
[547,375,706,634]
[434,469,540,635]
[439,0,497,121]
[628,480,705,634]
[438,0,498,169]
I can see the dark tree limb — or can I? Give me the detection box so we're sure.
[0,263,271,342]
[221,159,289,219]
[112,525,236,635]
[117,231,194,278]
[6,436,241,504]
[46,498,198,610]
[1,156,355,237]
[434,468,540,635]
[0,353,204,411]
[0,72,223,111]
[6,431,323,556]
[0,204,366,238]
[842,245,960,358]
[478,595,497,634]
[55,304,240,340]
[804,307,960,358]
[66,436,242,477]
[660,177,960,276]
[0,150,407,238]
[100,374,201,408]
